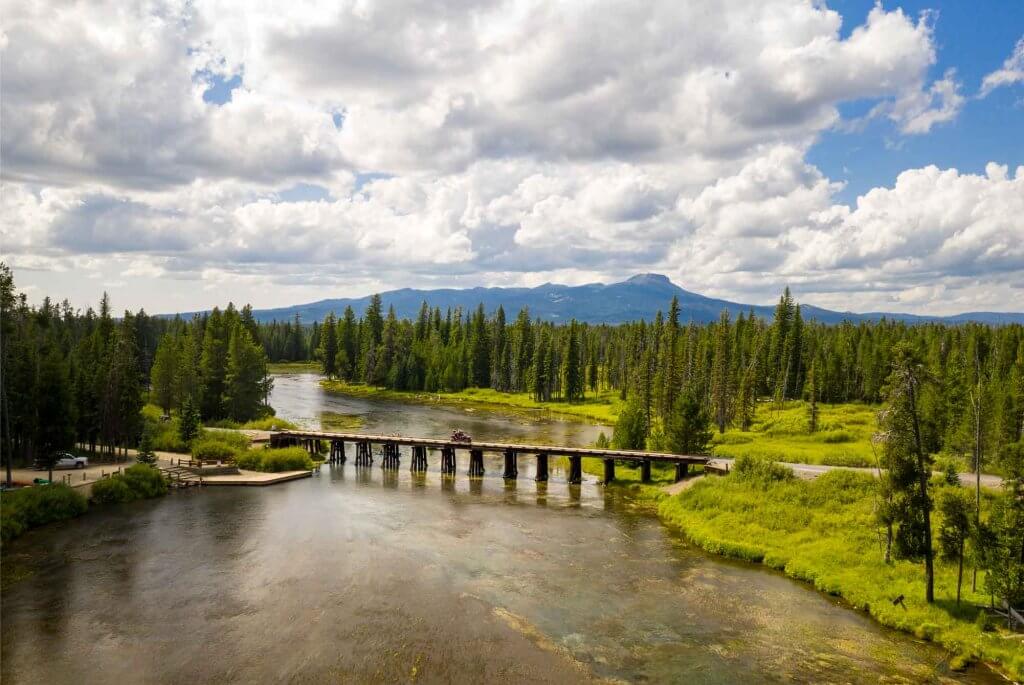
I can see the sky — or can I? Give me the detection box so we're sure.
[2,0,1023,316]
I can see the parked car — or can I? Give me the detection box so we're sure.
[54,452,88,469]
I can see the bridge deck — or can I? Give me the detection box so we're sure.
[271,429,708,464]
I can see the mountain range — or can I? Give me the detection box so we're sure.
[193,274,1023,326]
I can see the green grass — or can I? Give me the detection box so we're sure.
[268,361,320,374]
[204,416,300,431]
[1,484,89,543]
[235,447,314,472]
[191,431,252,461]
[319,380,621,424]
[643,465,1023,680]
[710,401,880,467]
[319,411,365,431]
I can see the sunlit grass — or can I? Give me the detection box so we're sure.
[319,380,622,424]
[710,401,880,467]
[267,361,320,374]
[609,464,1022,679]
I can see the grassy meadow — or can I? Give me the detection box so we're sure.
[710,401,880,467]
[319,379,623,424]
[597,461,1023,679]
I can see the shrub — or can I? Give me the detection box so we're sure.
[192,440,241,462]
[142,404,188,453]
[235,447,313,472]
[732,454,795,484]
[90,477,135,504]
[1,484,89,543]
[191,431,251,461]
[91,465,168,504]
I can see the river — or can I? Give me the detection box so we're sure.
[0,373,999,683]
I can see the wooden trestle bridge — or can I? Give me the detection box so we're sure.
[269,430,708,484]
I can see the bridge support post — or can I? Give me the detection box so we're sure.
[568,455,582,484]
[468,449,485,477]
[382,442,400,469]
[411,445,428,472]
[674,462,688,482]
[330,440,347,463]
[640,461,651,483]
[503,449,518,479]
[603,458,615,484]
[441,447,456,474]
[535,452,548,482]
[355,441,373,467]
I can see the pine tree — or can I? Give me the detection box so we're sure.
[179,396,202,445]
[470,304,490,387]
[136,426,157,465]
[338,306,358,381]
[150,335,178,415]
[224,324,269,422]
[880,342,935,603]
[612,392,647,450]
[665,392,712,455]
[937,487,973,605]
[200,308,229,420]
[710,310,731,433]
[318,312,339,378]
[806,358,819,433]
[561,320,584,402]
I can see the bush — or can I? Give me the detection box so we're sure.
[1,484,89,543]
[191,431,251,461]
[91,465,168,504]
[733,455,795,484]
[235,447,313,472]
[192,440,241,462]
[90,477,135,504]
[142,404,188,453]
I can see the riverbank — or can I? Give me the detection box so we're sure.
[599,461,1023,680]
[319,379,621,425]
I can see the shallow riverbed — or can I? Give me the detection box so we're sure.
[0,374,1000,683]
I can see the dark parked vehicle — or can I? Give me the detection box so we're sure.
[450,429,472,444]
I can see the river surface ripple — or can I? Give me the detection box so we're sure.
[0,374,1000,683]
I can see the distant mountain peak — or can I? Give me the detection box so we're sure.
[166,274,1024,326]
[625,273,672,285]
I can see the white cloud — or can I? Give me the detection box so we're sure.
[980,36,1024,97]
[0,0,1012,315]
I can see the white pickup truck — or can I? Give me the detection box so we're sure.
[54,452,89,469]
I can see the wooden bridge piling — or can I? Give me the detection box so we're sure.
[468,449,485,477]
[502,448,518,479]
[603,458,615,484]
[329,439,347,464]
[355,441,373,467]
[411,445,428,472]
[535,452,549,482]
[674,463,688,482]
[568,455,582,484]
[641,461,651,483]
[441,446,456,474]
[381,442,400,469]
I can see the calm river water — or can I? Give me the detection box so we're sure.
[0,374,999,683]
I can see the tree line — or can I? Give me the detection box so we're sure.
[265,289,1022,458]
[0,265,272,482]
